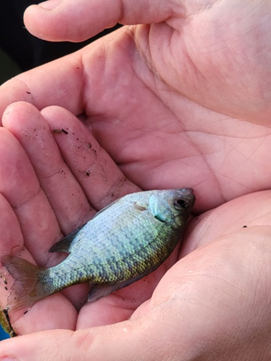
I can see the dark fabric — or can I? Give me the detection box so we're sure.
[0,0,120,71]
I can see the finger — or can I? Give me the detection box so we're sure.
[0,51,86,119]
[24,0,176,42]
[0,127,60,265]
[0,319,169,361]
[0,128,77,333]
[0,194,24,313]
[2,101,94,235]
[41,105,140,209]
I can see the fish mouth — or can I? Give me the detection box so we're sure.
[179,188,195,205]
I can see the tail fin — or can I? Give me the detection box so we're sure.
[2,256,49,311]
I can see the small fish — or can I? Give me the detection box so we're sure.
[2,188,195,311]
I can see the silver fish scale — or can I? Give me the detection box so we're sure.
[3,189,195,310]
[44,194,176,291]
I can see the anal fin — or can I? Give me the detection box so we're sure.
[88,263,162,303]
[88,273,148,303]
[87,284,118,303]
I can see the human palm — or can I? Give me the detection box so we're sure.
[1,0,271,359]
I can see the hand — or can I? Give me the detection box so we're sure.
[2,1,271,211]
[1,119,271,360]
[1,0,271,359]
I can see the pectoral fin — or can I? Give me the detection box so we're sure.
[49,224,85,253]
[133,202,147,211]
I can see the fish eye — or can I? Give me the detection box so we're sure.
[174,199,189,210]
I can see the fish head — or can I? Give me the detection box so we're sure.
[148,188,195,227]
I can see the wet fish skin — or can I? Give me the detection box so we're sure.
[2,188,195,310]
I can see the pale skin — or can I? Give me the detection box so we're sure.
[1,0,271,359]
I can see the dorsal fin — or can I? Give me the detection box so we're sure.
[49,224,85,253]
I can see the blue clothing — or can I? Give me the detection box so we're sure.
[0,325,9,340]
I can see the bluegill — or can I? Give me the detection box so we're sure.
[2,188,195,311]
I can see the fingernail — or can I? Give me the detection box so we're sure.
[38,0,61,10]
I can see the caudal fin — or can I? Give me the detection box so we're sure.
[2,256,49,311]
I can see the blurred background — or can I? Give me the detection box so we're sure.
[0,0,120,339]
[0,0,91,84]
[0,48,20,84]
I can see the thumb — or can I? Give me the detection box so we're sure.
[0,318,170,361]
[23,0,180,42]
